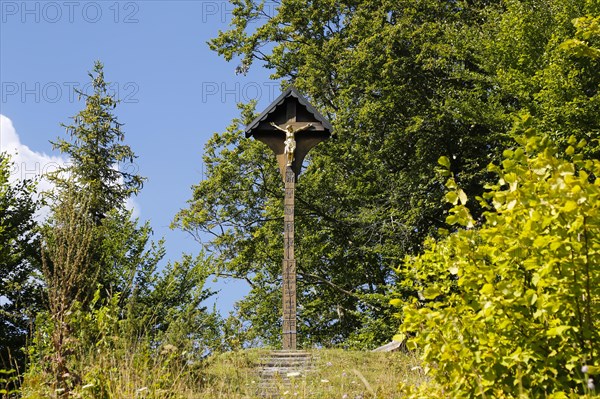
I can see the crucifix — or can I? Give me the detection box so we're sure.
[270,122,314,166]
[245,87,332,350]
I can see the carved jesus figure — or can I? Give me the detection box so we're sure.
[270,122,313,166]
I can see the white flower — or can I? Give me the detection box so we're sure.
[582,365,589,373]
[588,378,595,391]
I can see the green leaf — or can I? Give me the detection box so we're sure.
[393,333,406,342]
[533,236,550,248]
[547,392,568,399]
[458,189,468,205]
[565,146,575,155]
[389,298,402,307]
[583,365,600,375]
[445,191,459,205]
[562,201,577,213]
[422,287,441,300]
[438,156,451,169]
[547,326,570,337]
[480,284,494,295]
[446,214,459,225]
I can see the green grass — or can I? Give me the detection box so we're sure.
[196,348,427,398]
[18,347,428,399]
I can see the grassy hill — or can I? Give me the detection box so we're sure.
[195,348,427,398]
[17,347,427,398]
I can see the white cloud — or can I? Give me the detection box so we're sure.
[0,114,140,219]
[1,114,66,197]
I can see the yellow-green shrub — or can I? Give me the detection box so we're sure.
[395,129,600,397]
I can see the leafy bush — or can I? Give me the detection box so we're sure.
[394,126,600,397]
[22,284,218,399]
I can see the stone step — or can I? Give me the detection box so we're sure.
[260,353,311,360]
[256,351,315,397]
[259,372,311,379]
[259,360,312,366]
[258,364,313,374]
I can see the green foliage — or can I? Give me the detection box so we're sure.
[396,128,600,397]
[40,184,96,392]
[392,9,600,397]
[480,0,600,160]
[0,153,42,370]
[129,254,224,357]
[0,368,20,398]
[47,61,149,299]
[190,0,600,349]
[95,208,165,301]
[50,60,144,225]
[180,0,522,348]
[22,294,207,399]
[25,62,222,395]
[560,16,600,59]
[24,255,222,397]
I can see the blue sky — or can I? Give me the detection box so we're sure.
[0,0,280,313]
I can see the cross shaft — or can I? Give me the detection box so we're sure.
[282,166,296,349]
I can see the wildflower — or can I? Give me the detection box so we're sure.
[588,378,595,391]
[326,361,333,367]
[341,372,347,377]
[583,365,589,374]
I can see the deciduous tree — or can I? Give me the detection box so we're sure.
[177,0,512,347]
[0,154,41,369]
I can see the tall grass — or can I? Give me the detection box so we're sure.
[19,348,427,399]
[21,338,203,399]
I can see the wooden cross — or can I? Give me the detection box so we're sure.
[245,87,332,349]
